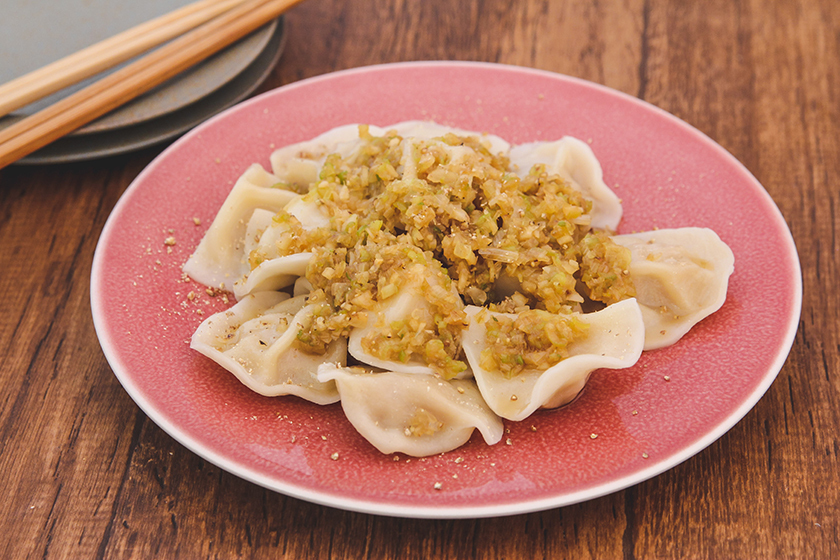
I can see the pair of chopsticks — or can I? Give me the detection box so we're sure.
[0,0,303,169]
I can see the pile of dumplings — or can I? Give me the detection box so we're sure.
[184,122,734,457]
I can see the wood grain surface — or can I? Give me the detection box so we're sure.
[1,0,837,558]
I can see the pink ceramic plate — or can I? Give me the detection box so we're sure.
[91,62,801,518]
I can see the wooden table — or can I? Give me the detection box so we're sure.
[1,0,836,557]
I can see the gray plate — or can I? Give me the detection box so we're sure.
[0,0,276,133]
[10,17,285,164]
[72,18,277,135]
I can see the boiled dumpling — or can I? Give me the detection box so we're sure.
[293,276,313,297]
[241,208,276,259]
[462,299,645,421]
[347,263,470,378]
[611,227,735,350]
[389,120,510,156]
[233,252,312,299]
[183,164,297,289]
[233,195,330,298]
[317,364,503,456]
[509,137,622,231]
[284,195,331,229]
[191,293,344,404]
[270,121,510,193]
[270,124,389,188]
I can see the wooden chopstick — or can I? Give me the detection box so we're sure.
[0,0,251,118]
[0,0,302,169]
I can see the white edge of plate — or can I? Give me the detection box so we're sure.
[90,61,803,519]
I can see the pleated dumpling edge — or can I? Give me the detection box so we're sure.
[317,364,504,457]
[191,293,344,404]
[462,299,645,421]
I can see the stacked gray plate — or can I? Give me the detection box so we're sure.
[0,0,286,163]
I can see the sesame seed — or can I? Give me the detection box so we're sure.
[664,375,671,382]
[433,482,443,490]
[330,452,339,461]
[642,452,649,459]
[590,433,598,440]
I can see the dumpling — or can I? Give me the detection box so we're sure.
[233,253,312,299]
[270,124,388,188]
[270,121,510,193]
[183,164,297,289]
[461,299,645,421]
[284,195,331,230]
[233,196,329,299]
[388,120,511,156]
[317,364,504,456]
[611,227,735,350]
[293,276,313,297]
[191,293,344,404]
[241,208,276,259]
[347,263,470,378]
[508,137,622,231]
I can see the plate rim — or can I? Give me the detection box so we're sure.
[91,60,803,518]
[2,1,274,131]
[10,17,286,165]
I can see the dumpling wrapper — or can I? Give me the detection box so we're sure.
[233,196,329,299]
[183,164,297,289]
[242,208,276,259]
[347,263,471,378]
[191,293,344,404]
[270,124,389,187]
[462,298,645,421]
[233,253,312,299]
[293,276,313,297]
[388,120,510,156]
[611,227,735,350]
[508,137,622,231]
[270,121,510,191]
[317,364,503,457]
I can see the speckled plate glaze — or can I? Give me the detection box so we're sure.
[91,62,802,518]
